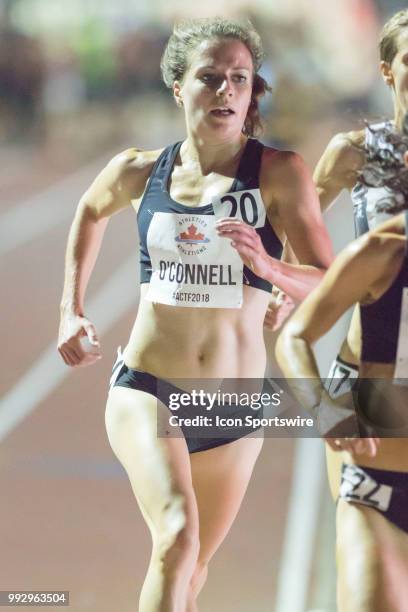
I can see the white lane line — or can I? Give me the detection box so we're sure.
[274,438,325,612]
[309,485,337,611]
[0,255,138,442]
[272,193,352,610]
[0,155,115,256]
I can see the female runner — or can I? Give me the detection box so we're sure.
[314,10,408,390]
[57,18,332,612]
[312,8,408,497]
[275,205,408,611]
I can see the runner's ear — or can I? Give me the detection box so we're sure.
[380,61,394,88]
[173,81,183,107]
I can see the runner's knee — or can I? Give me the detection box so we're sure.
[153,494,199,575]
[190,560,209,596]
[336,510,384,611]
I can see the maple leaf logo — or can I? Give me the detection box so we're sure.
[179,224,205,240]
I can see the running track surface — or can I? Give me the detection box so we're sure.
[0,143,340,612]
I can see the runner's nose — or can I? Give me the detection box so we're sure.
[216,78,232,97]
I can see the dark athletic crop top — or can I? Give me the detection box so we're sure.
[360,211,408,363]
[137,138,283,309]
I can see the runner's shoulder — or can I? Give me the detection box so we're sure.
[261,147,308,182]
[325,129,366,167]
[109,147,164,176]
[367,212,408,249]
[105,147,164,196]
[313,129,366,189]
[345,220,405,265]
[262,146,301,166]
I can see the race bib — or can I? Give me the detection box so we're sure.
[339,464,392,511]
[145,212,243,308]
[145,189,266,308]
[394,288,408,381]
[326,359,359,399]
[212,188,266,228]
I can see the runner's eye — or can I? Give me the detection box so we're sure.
[233,74,247,83]
[201,73,216,83]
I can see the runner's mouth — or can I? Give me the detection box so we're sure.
[210,108,235,117]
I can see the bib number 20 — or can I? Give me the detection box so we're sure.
[221,192,259,226]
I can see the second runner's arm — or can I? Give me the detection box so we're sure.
[275,231,395,453]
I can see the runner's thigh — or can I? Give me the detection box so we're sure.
[105,386,197,532]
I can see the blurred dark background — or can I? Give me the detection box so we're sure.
[1,0,405,190]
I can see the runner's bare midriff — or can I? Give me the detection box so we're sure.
[338,305,361,366]
[346,439,408,472]
[123,284,269,379]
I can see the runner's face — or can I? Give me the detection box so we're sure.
[174,38,253,142]
[384,29,408,115]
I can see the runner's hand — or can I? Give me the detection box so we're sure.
[216,218,275,281]
[58,313,101,367]
[327,436,380,457]
[317,391,380,457]
[264,290,295,331]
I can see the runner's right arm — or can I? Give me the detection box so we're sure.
[58,148,154,367]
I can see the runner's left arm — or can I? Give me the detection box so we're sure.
[217,151,334,301]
